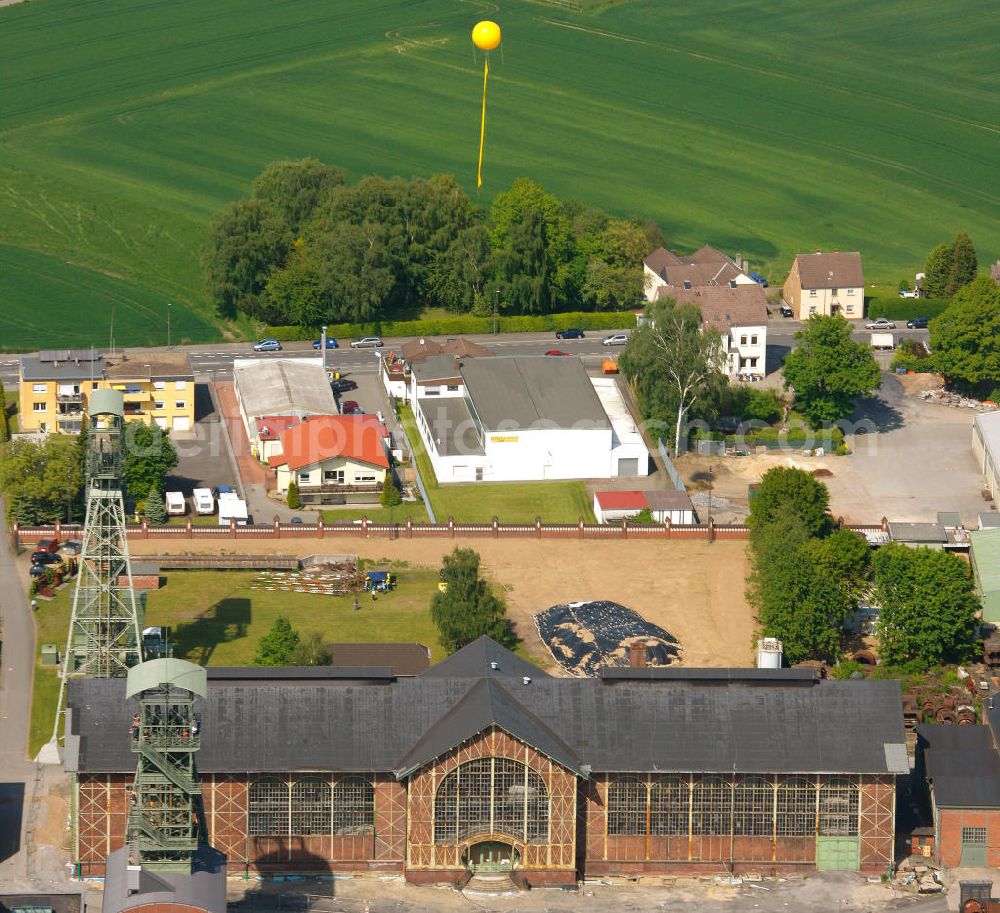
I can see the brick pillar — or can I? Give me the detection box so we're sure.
[230,518,237,539]
[492,516,499,539]
[578,517,585,539]
[535,516,542,539]
[448,516,455,538]
[11,521,18,551]
[54,519,62,539]
[140,517,149,540]
[707,516,715,543]
[406,517,413,539]
[317,518,324,539]
[273,518,281,539]
[664,518,671,539]
[621,519,628,539]
[185,518,193,538]
[361,517,369,538]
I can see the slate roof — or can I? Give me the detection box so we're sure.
[888,521,947,543]
[668,285,768,331]
[643,489,695,512]
[66,637,906,779]
[102,845,225,913]
[918,724,1000,808]
[327,642,431,676]
[791,251,864,289]
[460,357,611,431]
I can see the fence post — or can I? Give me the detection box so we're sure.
[274,518,281,539]
[10,521,18,552]
[230,518,237,539]
[139,517,148,540]
[492,516,499,539]
[621,519,628,539]
[54,519,61,540]
[578,517,585,540]
[664,518,671,540]
[535,516,542,539]
[361,517,369,539]
[406,517,413,539]
[317,518,324,539]
[707,517,715,543]
[185,518,192,539]
[448,516,455,539]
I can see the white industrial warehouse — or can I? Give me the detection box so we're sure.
[406,355,651,483]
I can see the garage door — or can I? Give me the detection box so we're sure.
[617,458,638,477]
[154,417,168,430]
[173,417,191,432]
[960,827,988,867]
[816,836,861,870]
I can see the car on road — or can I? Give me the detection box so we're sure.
[906,316,930,329]
[350,336,383,349]
[341,400,362,415]
[865,318,896,330]
[602,333,629,346]
[35,537,60,553]
[778,304,794,317]
[331,379,358,394]
[252,338,282,352]
[31,551,62,565]
[312,338,339,349]
[545,349,570,356]
[555,328,584,339]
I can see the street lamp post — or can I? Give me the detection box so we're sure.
[167,303,172,348]
[493,289,500,335]
[321,325,328,372]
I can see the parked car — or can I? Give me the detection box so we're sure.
[214,485,235,497]
[778,304,794,318]
[290,517,304,525]
[899,289,919,299]
[341,400,362,415]
[545,349,570,356]
[555,328,584,339]
[906,316,929,329]
[350,336,383,348]
[35,537,59,554]
[602,333,629,346]
[31,551,62,565]
[331,379,358,394]
[312,338,339,349]
[62,539,82,555]
[29,564,51,578]
[865,318,896,330]
[252,338,282,352]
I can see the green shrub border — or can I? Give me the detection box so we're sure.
[866,297,950,320]
[264,311,636,342]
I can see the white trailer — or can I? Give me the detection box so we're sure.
[192,488,215,515]
[870,333,895,350]
[218,497,248,526]
[164,491,186,515]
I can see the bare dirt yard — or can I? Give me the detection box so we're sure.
[128,536,754,670]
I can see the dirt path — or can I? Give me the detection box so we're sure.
[128,536,754,669]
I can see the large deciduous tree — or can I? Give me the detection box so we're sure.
[928,275,1000,394]
[121,421,178,506]
[782,315,881,427]
[431,548,515,654]
[873,544,979,667]
[253,616,302,666]
[748,466,832,537]
[251,158,345,235]
[0,436,83,523]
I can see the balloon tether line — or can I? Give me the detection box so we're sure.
[476,57,489,189]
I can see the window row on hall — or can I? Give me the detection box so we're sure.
[248,777,374,836]
[606,776,859,838]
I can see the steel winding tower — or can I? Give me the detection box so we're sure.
[126,658,207,872]
[60,388,143,679]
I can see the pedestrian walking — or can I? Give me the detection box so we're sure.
[353,597,359,612]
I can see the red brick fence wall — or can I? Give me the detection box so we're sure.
[11,517,889,547]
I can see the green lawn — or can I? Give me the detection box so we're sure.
[399,406,595,523]
[28,567,444,756]
[321,502,432,524]
[1,0,998,349]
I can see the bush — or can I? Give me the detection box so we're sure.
[866,297,950,320]
[286,480,301,510]
[261,311,635,342]
[380,477,402,507]
[830,659,864,680]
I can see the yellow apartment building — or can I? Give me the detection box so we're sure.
[18,349,195,434]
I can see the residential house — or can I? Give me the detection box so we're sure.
[670,284,769,378]
[270,414,389,505]
[232,357,337,448]
[782,251,864,320]
[381,337,492,400]
[592,489,695,524]
[253,415,302,465]
[643,245,756,303]
[410,355,650,483]
[18,350,194,434]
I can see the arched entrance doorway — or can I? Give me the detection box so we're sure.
[466,840,519,873]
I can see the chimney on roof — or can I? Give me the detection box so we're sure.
[629,641,647,669]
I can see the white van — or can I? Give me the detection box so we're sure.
[164,491,186,516]
[192,488,215,515]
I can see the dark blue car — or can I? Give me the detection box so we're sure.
[312,338,339,349]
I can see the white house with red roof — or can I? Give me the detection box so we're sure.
[253,415,302,465]
[593,489,695,524]
[268,415,390,506]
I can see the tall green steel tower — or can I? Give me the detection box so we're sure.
[125,658,207,872]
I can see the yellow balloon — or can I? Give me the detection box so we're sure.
[472,20,501,51]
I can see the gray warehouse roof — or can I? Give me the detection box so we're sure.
[919,724,1000,808]
[67,638,906,779]
[460,357,610,432]
[232,357,336,419]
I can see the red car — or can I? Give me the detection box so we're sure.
[35,537,59,553]
[545,349,570,357]
[341,400,362,415]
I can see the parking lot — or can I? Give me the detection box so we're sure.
[164,383,240,503]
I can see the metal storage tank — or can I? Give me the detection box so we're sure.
[756,638,783,669]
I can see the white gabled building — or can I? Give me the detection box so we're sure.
[643,245,756,303]
[409,355,651,483]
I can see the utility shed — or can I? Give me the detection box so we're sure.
[970,529,1000,624]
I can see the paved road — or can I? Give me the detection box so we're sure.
[0,495,38,883]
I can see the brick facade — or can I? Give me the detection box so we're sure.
[937,808,1000,868]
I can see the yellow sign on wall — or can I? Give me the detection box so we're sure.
[490,435,519,443]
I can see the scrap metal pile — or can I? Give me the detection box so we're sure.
[534,600,680,677]
[250,560,366,596]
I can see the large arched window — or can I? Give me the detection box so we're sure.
[291,778,331,835]
[777,777,815,836]
[819,778,858,836]
[607,777,647,836]
[650,776,689,836]
[332,777,375,835]
[691,776,730,836]
[434,758,549,845]
[733,777,773,836]
[249,778,289,836]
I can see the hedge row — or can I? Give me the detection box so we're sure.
[866,297,950,320]
[264,311,636,342]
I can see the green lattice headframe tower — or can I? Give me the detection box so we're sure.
[126,658,208,873]
[86,387,124,485]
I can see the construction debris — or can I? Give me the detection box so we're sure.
[250,561,365,596]
[920,387,998,412]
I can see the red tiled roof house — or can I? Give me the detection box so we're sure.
[269,415,389,506]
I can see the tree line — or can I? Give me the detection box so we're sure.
[203,159,656,326]
[747,467,979,668]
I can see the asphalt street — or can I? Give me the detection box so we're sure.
[0,323,931,387]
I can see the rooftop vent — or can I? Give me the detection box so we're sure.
[522,676,531,685]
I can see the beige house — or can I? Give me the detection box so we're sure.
[270,414,389,506]
[18,350,194,434]
[783,251,864,320]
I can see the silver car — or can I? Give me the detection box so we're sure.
[350,336,383,348]
[602,333,629,346]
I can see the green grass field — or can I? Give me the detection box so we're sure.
[2,0,998,351]
[29,567,445,756]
